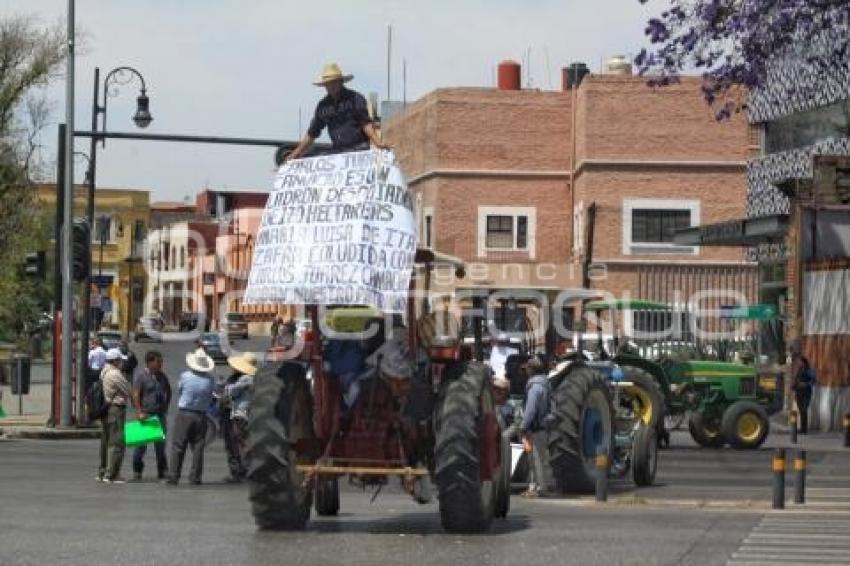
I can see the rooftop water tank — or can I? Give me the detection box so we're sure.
[497,60,521,91]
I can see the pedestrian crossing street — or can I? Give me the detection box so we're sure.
[727,511,850,565]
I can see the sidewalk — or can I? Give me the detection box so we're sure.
[0,380,100,440]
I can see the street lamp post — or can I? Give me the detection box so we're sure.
[78,66,152,422]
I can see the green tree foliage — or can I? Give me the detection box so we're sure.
[0,15,65,343]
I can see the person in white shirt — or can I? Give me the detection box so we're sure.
[88,338,107,371]
[86,338,108,403]
[489,333,519,380]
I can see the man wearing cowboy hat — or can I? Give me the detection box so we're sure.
[221,352,258,483]
[285,63,388,161]
[166,349,216,485]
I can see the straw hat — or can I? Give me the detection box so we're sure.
[313,63,353,86]
[227,352,258,376]
[186,350,215,373]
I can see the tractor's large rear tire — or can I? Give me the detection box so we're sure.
[435,361,500,533]
[246,362,314,530]
[721,401,770,450]
[688,411,725,448]
[632,424,658,486]
[548,366,614,494]
[315,477,340,516]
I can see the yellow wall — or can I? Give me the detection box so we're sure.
[35,184,151,331]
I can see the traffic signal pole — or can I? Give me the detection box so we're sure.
[60,0,75,427]
[51,123,66,427]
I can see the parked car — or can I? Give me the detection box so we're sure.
[135,316,163,342]
[221,312,248,339]
[199,333,228,363]
[97,330,123,351]
[179,312,203,332]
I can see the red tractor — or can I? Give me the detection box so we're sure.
[246,249,510,532]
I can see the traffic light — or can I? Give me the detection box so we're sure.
[23,251,46,279]
[72,220,90,283]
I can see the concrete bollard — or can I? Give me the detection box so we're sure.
[772,448,786,510]
[789,411,798,444]
[794,450,807,505]
[844,414,850,448]
[595,451,609,503]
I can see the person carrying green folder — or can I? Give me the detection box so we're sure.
[131,351,172,481]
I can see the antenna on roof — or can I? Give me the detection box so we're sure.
[386,25,392,102]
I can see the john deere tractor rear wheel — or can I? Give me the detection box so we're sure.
[688,411,725,448]
[434,361,500,533]
[548,366,614,494]
[247,362,314,530]
[620,366,665,431]
[721,401,770,449]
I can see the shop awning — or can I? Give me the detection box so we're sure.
[674,214,789,247]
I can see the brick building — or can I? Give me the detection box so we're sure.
[384,61,757,332]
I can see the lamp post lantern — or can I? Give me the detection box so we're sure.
[77,66,152,422]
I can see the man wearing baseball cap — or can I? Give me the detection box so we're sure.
[285,63,388,161]
[98,348,132,483]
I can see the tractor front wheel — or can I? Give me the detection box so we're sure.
[631,424,658,486]
[494,430,511,519]
[688,411,725,448]
[721,401,770,449]
[315,477,340,516]
[246,362,314,530]
[434,361,499,533]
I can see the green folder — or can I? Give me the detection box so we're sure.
[124,415,165,446]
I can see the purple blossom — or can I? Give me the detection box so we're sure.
[636,0,850,120]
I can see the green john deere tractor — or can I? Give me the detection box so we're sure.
[582,299,782,450]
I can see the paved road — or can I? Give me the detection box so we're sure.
[0,438,763,566]
[3,337,849,564]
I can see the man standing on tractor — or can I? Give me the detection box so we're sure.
[285,63,389,161]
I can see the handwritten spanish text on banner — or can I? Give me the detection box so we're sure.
[243,149,418,313]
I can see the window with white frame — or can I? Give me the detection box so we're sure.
[93,216,113,243]
[477,206,536,258]
[622,199,699,255]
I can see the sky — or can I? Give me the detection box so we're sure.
[0,0,660,201]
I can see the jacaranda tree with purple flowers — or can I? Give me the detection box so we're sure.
[635,0,850,119]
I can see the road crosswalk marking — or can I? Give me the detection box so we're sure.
[728,513,850,565]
